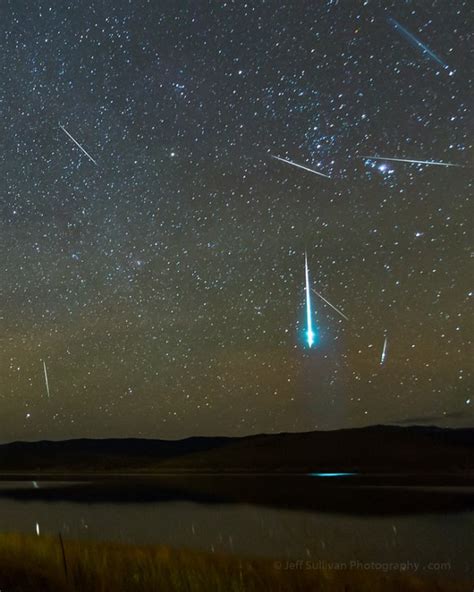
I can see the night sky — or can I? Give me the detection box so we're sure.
[1,1,472,441]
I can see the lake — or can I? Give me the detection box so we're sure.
[0,477,472,582]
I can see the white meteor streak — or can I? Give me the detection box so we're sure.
[272,155,331,179]
[305,252,315,347]
[59,124,98,165]
[42,360,51,399]
[361,155,463,168]
[311,288,349,321]
[380,336,388,365]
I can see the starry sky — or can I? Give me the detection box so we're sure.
[1,1,472,441]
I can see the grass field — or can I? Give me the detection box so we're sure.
[0,532,469,592]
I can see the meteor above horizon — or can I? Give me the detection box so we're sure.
[388,17,450,72]
[42,361,51,399]
[311,289,349,322]
[304,253,316,348]
[59,124,98,166]
[380,337,388,366]
[361,156,464,168]
[271,155,331,179]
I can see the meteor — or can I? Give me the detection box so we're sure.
[304,252,316,347]
[388,17,450,71]
[272,155,331,179]
[361,155,463,168]
[42,360,51,399]
[59,124,98,166]
[311,288,349,321]
[380,336,388,366]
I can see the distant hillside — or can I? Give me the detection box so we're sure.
[0,425,472,475]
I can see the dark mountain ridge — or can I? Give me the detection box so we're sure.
[0,425,472,474]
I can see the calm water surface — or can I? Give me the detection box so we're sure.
[0,480,472,580]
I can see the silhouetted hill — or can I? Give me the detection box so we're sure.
[0,425,472,475]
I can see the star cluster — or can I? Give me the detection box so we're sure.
[0,1,472,440]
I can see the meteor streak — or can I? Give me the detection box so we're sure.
[304,252,316,347]
[311,288,349,321]
[59,124,98,166]
[361,155,463,168]
[380,336,388,366]
[388,17,450,71]
[272,155,331,179]
[42,360,51,399]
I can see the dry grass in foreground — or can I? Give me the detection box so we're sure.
[0,532,469,592]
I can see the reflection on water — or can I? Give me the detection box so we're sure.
[310,472,357,477]
[0,480,472,579]
[0,481,87,490]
